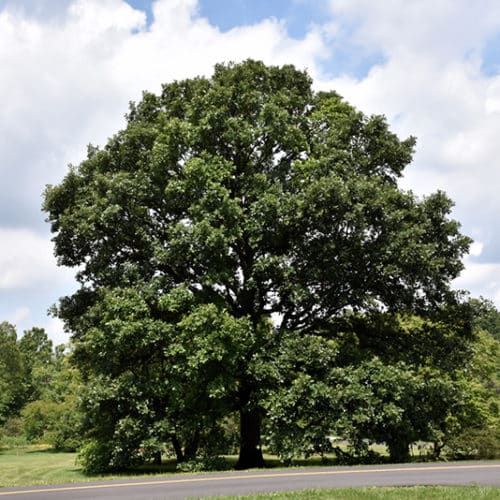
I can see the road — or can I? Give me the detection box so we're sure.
[0,462,499,499]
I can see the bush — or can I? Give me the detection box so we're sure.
[21,400,59,442]
[47,397,82,451]
[0,417,27,447]
[20,398,82,451]
[1,416,23,437]
[176,455,230,472]
[77,440,114,474]
[444,425,500,459]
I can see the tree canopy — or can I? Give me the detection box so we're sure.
[44,60,473,470]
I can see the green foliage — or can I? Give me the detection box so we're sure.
[444,425,500,459]
[21,396,82,451]
[176,455,230,472]
[77,439,115,474]
[18,327,54,403]
[0,322,25,423]
[21,400,60,442]
[0,320,84,451]
[471,297,500,341]
[43,60,474,470]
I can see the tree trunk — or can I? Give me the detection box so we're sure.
[153,450,162,465]
[387,438,410,463]
[236,407,265,469]
[184,430,200,460]
[172,434,184,463]
[433,440,443,460]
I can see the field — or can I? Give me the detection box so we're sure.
[1,445,499,499]
[0,445,179,488]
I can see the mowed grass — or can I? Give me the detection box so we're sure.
[0,445,178,487]
[0,446,372,488]
[214,486,500,499]
[0,446,82,487]
[1,447,499,500]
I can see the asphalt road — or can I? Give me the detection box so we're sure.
[1,462,499,499]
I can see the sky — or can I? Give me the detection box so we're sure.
[2,0,500,344]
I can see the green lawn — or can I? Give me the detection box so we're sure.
[0,446,82,487]
[1,446,499,500]
[214,486,500,499]
[0,445,177,487]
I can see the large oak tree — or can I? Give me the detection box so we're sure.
[44,60,471,470]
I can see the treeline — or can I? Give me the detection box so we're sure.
[0,323,81,450]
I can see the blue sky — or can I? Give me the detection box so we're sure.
[1,0,500,343]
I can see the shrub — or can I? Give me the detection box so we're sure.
[444,425,500,459]
[176,455,230,472]
[77,440,114,474]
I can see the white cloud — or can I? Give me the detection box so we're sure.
[3,0,500,340]
[39,316,70,346]
[0,0,327,227]
[469,241,484,258]
[320,1,500,306]
[6,306,31,325]
[0,228,73,290]
[0,0,330,341]
[454,260,500,300]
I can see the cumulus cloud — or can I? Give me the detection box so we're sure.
[0,228,74,290]
[322,0,500,304]
[0,0,326,229]
[6,306,31,325]
[2,0,500,343]
[0,0,329,341]
[0,227,75,341]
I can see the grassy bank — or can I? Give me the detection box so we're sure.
[215,487,500,499]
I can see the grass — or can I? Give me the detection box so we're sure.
[209,486,500,499]
[0,445,180,488]
[0,445,383,487]
[1,445,499,500]
[0,445,85,487]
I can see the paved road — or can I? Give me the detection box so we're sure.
[1,462,499,499]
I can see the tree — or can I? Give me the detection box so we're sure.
[44,60,471,470]
[471,297,500,341]
[18,327,54,402]
[0,322,25,424]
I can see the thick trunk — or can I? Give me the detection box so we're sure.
[172,435,184,463]
[184,430,200,461]
[387,438,410,463]
[236,407,265,469]
[153,450,162,465]
[171,432,200,463]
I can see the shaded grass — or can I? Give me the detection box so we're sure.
[205,486,500,499]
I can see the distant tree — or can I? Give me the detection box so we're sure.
[471,297,500,341]
[0,322,25,424]
[44,60,471,470]
[18,327,54,402]
[17,338,83,451]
